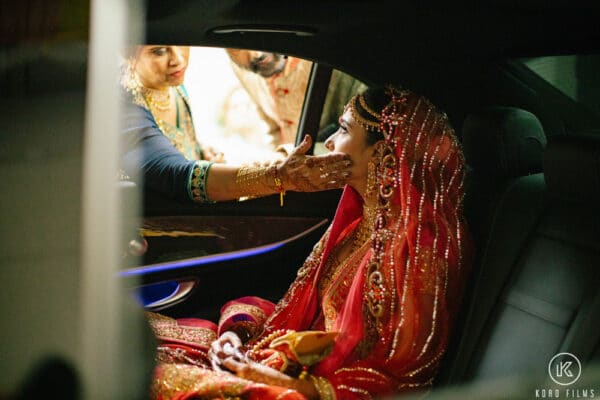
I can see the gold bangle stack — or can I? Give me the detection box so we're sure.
[235,165,268,198]
[235,165,285,206]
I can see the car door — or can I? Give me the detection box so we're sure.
[120,50,360,322]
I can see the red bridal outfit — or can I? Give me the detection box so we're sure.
[149,87,472,400]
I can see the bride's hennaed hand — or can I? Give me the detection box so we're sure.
[277,135,351,192]
[208,331,245,371]
[221,357,319,399]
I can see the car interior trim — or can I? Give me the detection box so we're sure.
[210,25,317,37]
[143,280,197,309]
[119,218,328,277]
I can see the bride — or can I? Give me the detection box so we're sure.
[148,85,472,400]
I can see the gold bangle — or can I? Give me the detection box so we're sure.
[235,165,267,198]
[235,164,286,206]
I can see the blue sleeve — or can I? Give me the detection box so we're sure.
[120,96,212,203]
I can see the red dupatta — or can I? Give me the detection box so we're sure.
[261,87,472,398]
[149,86,472,400]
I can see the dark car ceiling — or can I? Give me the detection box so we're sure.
[144,0,600,109]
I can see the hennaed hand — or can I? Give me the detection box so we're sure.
[208,331,245,371]
[222,357,319,399]
[277,135,351,192]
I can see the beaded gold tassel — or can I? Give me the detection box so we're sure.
[362,86,409,324]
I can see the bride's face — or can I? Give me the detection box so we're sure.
[324,109,376,194]
[133,45,190,89]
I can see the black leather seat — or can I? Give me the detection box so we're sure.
[437,107,547,384]
[442,128,600,385]
[461,106,547,248]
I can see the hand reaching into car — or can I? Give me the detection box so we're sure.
[277,135,351,192]
[204,135,351,202]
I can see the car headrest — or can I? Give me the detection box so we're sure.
[462,107,547,179]
[544,133,600,202]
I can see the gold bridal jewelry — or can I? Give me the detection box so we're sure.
[235,165,286,206]
[122,58,173,112]
[366,160,377,199]
[142,86,172,112]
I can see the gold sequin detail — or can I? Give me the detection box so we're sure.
[308,375,336,400]
[336,385,372,398]
[147,312,216,348]
[152,363,249,400]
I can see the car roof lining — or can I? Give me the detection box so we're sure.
[142,1,600,97]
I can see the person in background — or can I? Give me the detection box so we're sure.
[121,45,352,204]
[225,49,366,153]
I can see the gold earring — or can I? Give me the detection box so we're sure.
[121,57,141,92]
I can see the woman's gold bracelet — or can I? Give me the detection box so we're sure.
[235,164,286,206]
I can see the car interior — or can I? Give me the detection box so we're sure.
[2,1,599,398]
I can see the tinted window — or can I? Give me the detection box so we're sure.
[521,55,600,118]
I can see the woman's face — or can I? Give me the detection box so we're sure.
[133,46,190,89]
[325,109,377,194]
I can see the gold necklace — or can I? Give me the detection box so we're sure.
[352,204,377,250]
[142,86,172,112]
[318,205,377,296]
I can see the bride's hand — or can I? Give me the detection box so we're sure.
[208,331,245,371]
[222,357,319,400]
[277,135,351,192]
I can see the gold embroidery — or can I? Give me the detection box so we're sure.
[156,346,208,367]
[152,363,249,400]
[219,303,269,341]
[321,240,370,331]
[308,375,336,400]
[147,312,216,348]
[397,377,433,389]
[336,384,372,398]
[220,304,267,324]
[159,89,200,160]
[334,367,389,380]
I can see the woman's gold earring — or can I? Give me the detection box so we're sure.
[121,57,140,92]
[366,161,377,199]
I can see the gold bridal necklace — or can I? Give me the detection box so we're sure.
[142,86,172,112]
[353,204,377,250]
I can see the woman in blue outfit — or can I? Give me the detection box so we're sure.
[120,45,352,204]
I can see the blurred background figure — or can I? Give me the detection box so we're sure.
[226,49,311,152]
[225,49,367,155]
